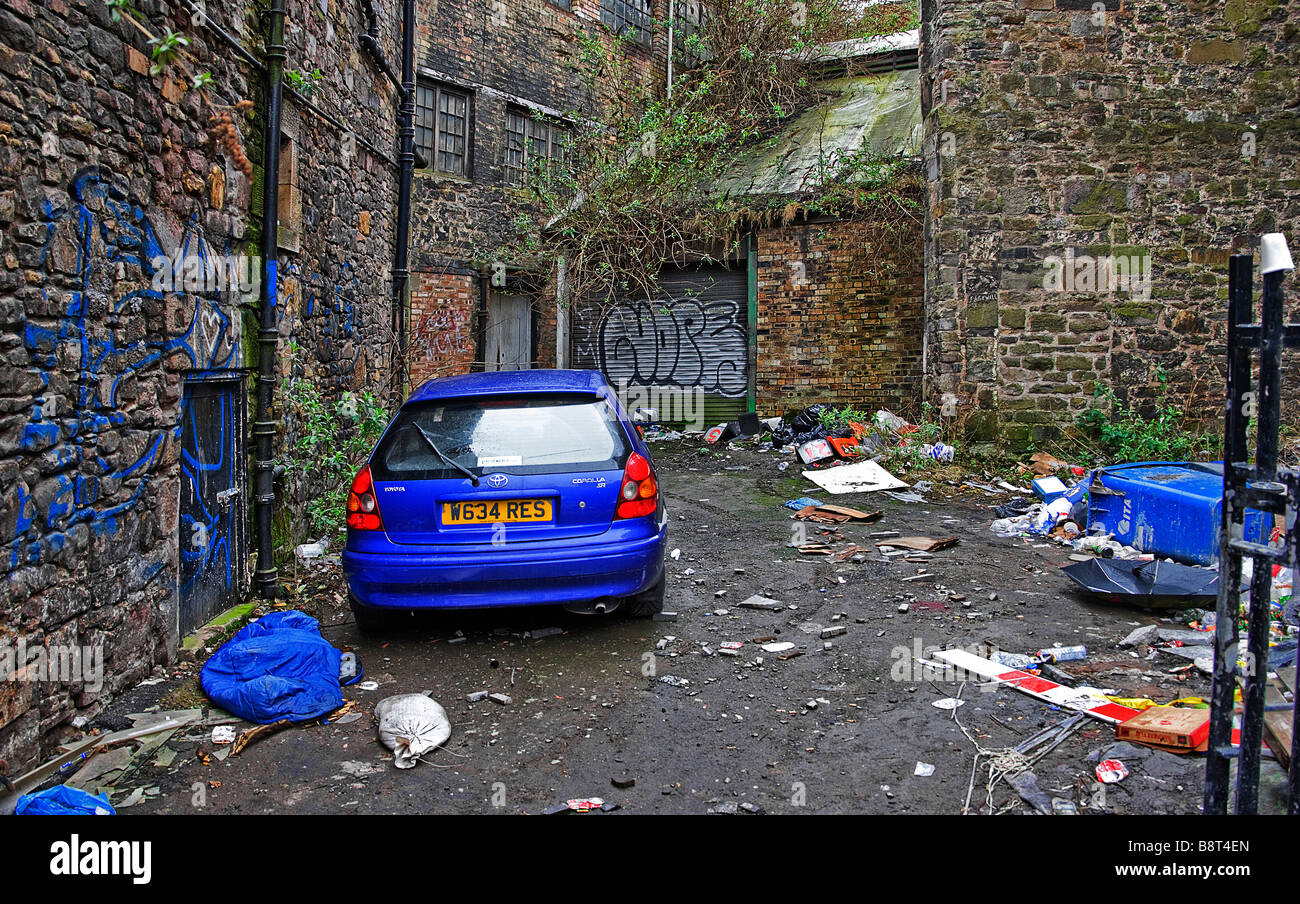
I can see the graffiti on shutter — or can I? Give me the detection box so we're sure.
[573,266,748,400]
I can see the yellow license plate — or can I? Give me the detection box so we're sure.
[442,499,553,525]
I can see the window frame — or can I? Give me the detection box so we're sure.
[600,0,653,47]
[503,106,572,189]
[414,80,474,179]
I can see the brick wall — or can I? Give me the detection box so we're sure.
[0,0,400,771]
[921,0,1300,448]
[409,269,477,384]
[757,215,926,416]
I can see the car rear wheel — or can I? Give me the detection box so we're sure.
[623,572,665,617]
[349,594,392,634]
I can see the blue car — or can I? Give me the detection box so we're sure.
[342,369,668,631]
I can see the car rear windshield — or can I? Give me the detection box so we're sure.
[371,394,631,480]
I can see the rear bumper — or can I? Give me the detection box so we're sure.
[342,523,667,611]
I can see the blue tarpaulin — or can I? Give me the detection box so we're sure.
[200,610,344,724]
[16,785,115,815]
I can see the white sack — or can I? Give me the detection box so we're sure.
[375,693,452,769]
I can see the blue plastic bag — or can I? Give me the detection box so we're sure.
[200,610,344,724]
[16,785,115,815]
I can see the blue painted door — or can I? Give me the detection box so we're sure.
[179,376,248,635]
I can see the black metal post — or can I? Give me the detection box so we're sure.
[252,0,286,600]
[1235,262,1287,813]
[1205,254,1253,815]
[391,0,416,409]
[1288,467,1300,814]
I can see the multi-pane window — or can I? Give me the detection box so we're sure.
[673,1,710,70]
[548,0,572,9]
[600,0,652,46]
[504,108,571,187]
[415,81,471,177]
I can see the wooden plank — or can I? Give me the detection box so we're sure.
[1263,665,1295,769]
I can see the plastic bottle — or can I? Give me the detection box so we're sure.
[1037,645,1087,663]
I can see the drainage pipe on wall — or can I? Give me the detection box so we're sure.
[390,0,416,407]
[252,0,286,600]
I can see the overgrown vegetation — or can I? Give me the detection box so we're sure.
[496,0,921,306]
[1074,371,1219,465]
[280,343,388,542]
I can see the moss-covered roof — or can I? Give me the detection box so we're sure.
[713,65,921,204]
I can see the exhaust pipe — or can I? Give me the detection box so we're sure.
[563,599,620,615]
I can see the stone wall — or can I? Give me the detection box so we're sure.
[756,215,926,416]
[0,0,400,770]
[921,0,1300,447]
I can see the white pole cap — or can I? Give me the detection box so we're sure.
[1260,233,1294,274]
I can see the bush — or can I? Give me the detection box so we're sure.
[280,348,388,540]
[1075,373,1218,464]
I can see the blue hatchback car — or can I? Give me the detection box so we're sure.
[342,369,668,631]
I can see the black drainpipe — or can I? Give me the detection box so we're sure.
[252,0,286,600]
[360,0,405,96]
[391,0,416,407]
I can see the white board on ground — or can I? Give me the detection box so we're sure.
[802,460,909,495]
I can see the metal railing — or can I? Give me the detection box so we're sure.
[1204,234,1299,814]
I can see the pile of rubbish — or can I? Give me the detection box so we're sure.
[991,456,1294,623]
[641,404,952,471]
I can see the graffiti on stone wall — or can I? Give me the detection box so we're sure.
[573,296,749,398]
[10,166,242,576]
[277,259,362,387]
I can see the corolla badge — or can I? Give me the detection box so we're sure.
[484,473,509,489]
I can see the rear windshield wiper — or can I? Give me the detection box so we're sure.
[412,423,480,486]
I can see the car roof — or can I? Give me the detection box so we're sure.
[404,369,613,405]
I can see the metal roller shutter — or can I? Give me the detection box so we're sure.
[571,263,751,425]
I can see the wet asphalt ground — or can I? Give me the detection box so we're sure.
[106,441,1265,816]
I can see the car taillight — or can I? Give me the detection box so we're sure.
[616,452,658,519]
[346,465,385,531]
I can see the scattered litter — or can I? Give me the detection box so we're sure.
[1007,772,1052,815]
[802,460,909,495]
[1036,645,1087,664]
[914,762,935,777]
[876,536,959,553]
[294,540,327,559]
[375,693,452,769]
[932,698,965,710]
[1095,759,1130,784]
[211,726,236,746]
[793,504,882,524]
[1064,558,1219,606]
[933,648,1142,725]
[761,642,795,653]
[737,595,784,611]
